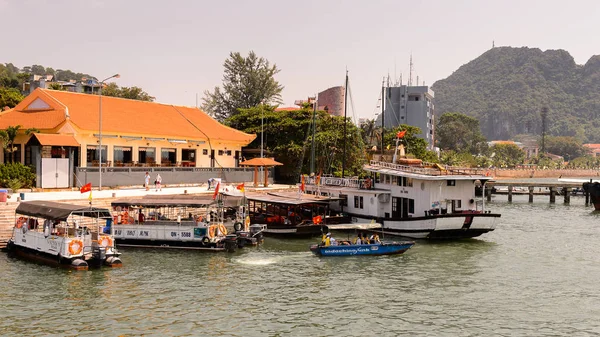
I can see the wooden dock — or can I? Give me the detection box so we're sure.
[486,179,590,204]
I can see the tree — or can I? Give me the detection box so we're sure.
[100,83,154,101]
[0,125,21,163]
[227,106,365,181]
[543,136,589,161]
[436,112,488,154]
[360,119,377,147]
[203,51,284,121]
[48,83,65,91]
[382,125,438,162]
[489,143,525,168]
[0,87,24,108]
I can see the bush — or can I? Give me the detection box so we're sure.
[0,163,36,189]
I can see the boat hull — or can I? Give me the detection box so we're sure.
[6,240,89,270]
[310,242,414,256]
[347,212,500,239]
[583,182,600,211]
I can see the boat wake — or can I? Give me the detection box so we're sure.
[232,251,311,266]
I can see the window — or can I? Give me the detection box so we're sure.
[218,150,224,156]
[51,146,68,159]
[138,147,155,164]
[447,180,456,186]
[181,149,196,161]
[407,178,413,187]
[354,196,364,209]
[226,150,232,156]
[359,196,363,209]
[392,197,415,218]
[113,146,132,164]
[339,194,348,207]
[161,148,176,165]
[86,145,106,165]
[203,149,208,155]
[354,196,359,208]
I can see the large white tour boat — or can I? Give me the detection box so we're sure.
[6,201,122,270]
[305,158,501,239]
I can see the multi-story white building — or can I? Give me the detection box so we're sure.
[377,85,435,149]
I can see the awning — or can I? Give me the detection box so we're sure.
[32,134,80,147]
[16,200,112,221]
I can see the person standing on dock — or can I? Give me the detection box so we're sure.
[144,172,151,191]
[155,174,162,192]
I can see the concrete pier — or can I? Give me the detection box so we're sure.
[488,179,583,205]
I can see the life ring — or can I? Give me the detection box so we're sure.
[208,225,217,239]
[218,224,228,236]
[245,215,251,231]
[68,239,84,255]
[97,236,113,247]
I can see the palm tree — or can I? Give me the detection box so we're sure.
[0,125,21,163]
[360,119,376,146]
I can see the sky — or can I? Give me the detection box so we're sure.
[2,0,599,122]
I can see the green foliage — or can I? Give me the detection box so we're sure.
[543,136,589,160]
[436,112,488,154]
[382,125,438,162]
[226,106,365,181]
[432,47,600,142]
[48,83,65,91]
[0,87,24,108]
[529,154,563,169]
[203,51,284,121]
[567,156,600,169]
[0,125,21,163]
[100,83,155,101]
[0,162,36,189]
[489,143,525,168]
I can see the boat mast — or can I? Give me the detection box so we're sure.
[381,78,385,155]
[342,70,349,178]
[310,94,317,175]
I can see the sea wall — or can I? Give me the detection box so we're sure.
[492,169,600,179]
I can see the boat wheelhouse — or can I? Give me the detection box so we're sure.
[6,201,122,270]
[305,159,501,239]
[244,192,347,238]
[110,194,263,251]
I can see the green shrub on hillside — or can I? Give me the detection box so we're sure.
[0,163,36,189]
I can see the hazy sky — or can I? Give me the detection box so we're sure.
[2,0,599,122]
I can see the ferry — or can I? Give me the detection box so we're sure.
[5,201,122,270]
[110,194,264,252]
[304,157,501,239]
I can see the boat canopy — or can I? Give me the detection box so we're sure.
[16,201,112,221]
[266,192,343,202]
[326,223,383,230]
[111,195,240,208]
[242,192,332,206]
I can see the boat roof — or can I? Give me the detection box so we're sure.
[365,161,491,181]
[16,201,112,221]
[111,195,240,208]
[326,223,382,230]
[267,191,343,202]
[241,192,332,205]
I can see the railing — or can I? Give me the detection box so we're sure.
[305,176,373,189]
[367,160,485,176]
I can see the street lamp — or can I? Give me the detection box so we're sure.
[98,73,120,190]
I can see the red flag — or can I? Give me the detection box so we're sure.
[236,183,245,192]
[80,182,92,193]
[300,175,305,192]
[312,215,322,224]
[396,130,406,139]
[212,182,220,200]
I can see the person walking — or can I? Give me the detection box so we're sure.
[144,172,151,191]
[155,174,162,192]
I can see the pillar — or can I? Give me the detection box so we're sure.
[253,166,259,187]
[585,189,590,206]
[563,187,571,204]
[528,187,534,203]
[549,187,556,203]
[486,187,492,202]
[507,186,513,202]
[263,166,269,187]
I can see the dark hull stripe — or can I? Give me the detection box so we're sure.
[6,243,88,270]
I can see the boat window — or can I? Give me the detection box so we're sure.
[359,197,363,209]
[339,194,348,207]
[447,180,456,186]
[354,196,359,208]
[392,176,397,185]
[407,178,413,187]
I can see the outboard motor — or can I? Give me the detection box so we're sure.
[236,231,249,248]
[250,224,264,243]
[224,234,238,253]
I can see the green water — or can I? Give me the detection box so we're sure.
[1,194,600,336]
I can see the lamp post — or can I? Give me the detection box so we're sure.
[260,103,264,184]
[98,74,120,190]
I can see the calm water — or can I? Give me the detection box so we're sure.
[2,195,600,336]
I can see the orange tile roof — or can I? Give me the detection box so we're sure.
[583,144,600,149]
[31,133,80,147]
[1,89,255,145]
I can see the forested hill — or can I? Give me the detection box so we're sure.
[431,47,600,142]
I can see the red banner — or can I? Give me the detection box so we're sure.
[80,182,92,193]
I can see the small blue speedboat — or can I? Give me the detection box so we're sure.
[310,241,414,256]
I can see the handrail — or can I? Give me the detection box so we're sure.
[367,160,485,176]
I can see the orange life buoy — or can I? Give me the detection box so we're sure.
[68,239,84,255]
[97,236,113,248]
[218,223,228,236]
[208,224,217,238]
